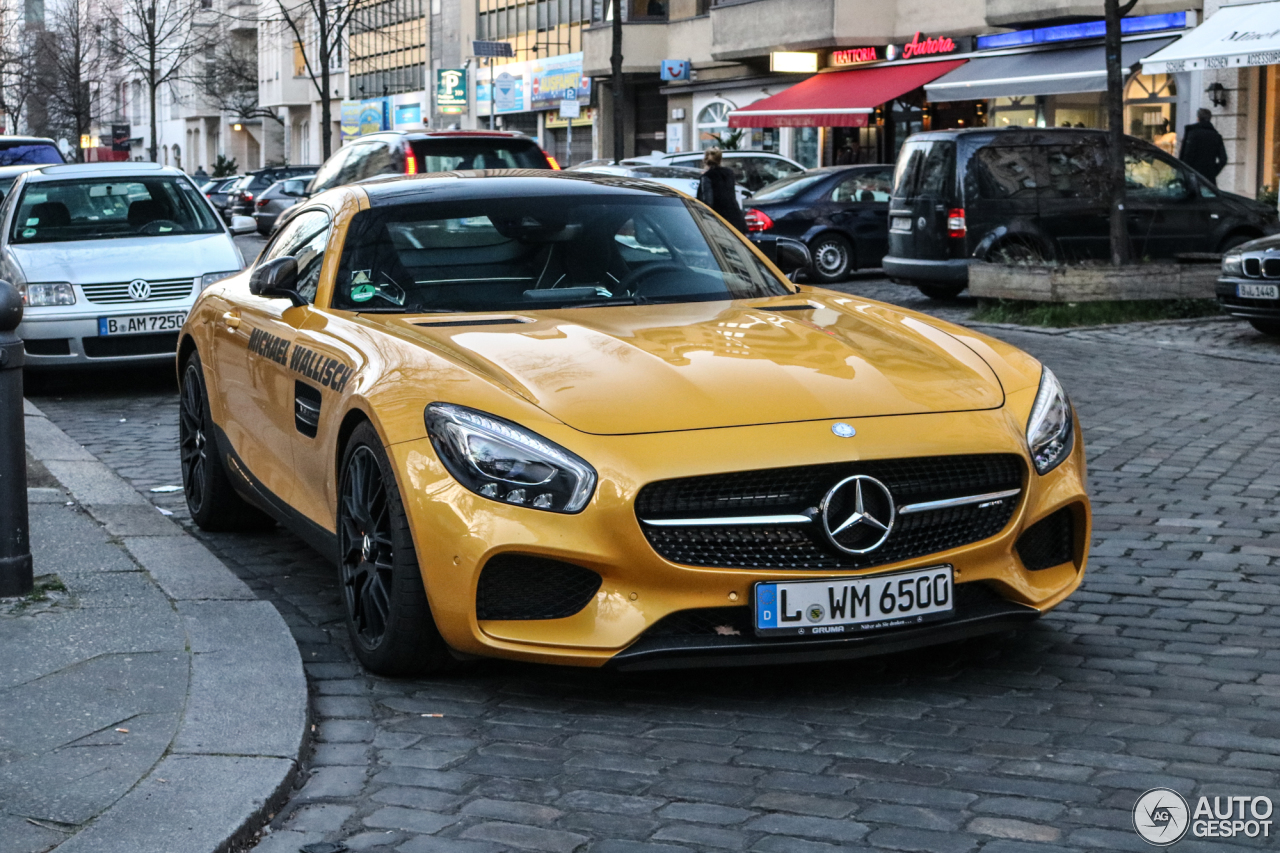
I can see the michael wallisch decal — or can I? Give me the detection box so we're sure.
[247,326,352,392]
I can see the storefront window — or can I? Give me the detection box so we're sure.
[989,96,1038,128]
[1260,66,1279,204]
[794,127,819,168]
[1125,73,1178,155]
[696,102,732,149]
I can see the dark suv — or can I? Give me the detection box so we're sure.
[883,128,1280,299]
[306,130,555,197]
[230,165,320,216]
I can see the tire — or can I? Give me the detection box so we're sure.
[1248,318,1280,337]
[337,422,455,676]
[917,283,965,300]
[808,233,854,283]
[179,352,276,532]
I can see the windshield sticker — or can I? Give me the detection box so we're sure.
[22,228,35,238]
[25,217,38,226]
[350,283,376,302]
[351,269,371,285]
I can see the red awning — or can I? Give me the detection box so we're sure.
[728,59,968,128]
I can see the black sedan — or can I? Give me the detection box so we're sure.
[745,165,893,283]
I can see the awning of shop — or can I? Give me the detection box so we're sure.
[1143,2,1280,73]
[924,37,1175,101]
[728,60,968,128]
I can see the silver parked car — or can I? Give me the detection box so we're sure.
[0,163,256,366]
[252,174,314,235]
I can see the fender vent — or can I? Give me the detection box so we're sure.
[476,554,602,620]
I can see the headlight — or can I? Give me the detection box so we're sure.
[1222,251,1244,276]
[19,282,76,306]
[1026,367,1073,475]
[201,270,239,290]
[425,403,597,513]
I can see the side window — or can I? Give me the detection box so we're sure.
[965,146,1040,200]
[260,209,332,303]
[1040,141,1107,201]
[1125,147,1189,200]
[341,144,377,183]
[832,170,893,203]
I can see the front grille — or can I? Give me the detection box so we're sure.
[637,455,1023,571]
[82,332,179,358]
[475,554,602,620]
[81,278,194,305]
[1016,507,1075,571]
[1245,257,1262,277]
[1265,258,1280,278]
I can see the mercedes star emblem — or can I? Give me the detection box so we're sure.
[127,279,152,301]
[820,474,895,554]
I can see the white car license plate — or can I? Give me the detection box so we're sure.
[1238,283,1279,300]
[754,565,954,637]
[98,312,186,336]
[891,216,912,231]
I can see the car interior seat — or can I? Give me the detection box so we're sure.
[30,201,71,227]
[128,198,171,228]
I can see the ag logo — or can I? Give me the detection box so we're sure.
[128,279,151,301]
[1133,788,1189,846]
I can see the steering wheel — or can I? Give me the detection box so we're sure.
[614,261,686,297]
[137,219,183,235]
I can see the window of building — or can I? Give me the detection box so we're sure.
[1125,73,1178,155]
[1261,65,1280,203]
[696,101,732,149]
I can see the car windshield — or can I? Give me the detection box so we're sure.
[0,143,63,166]
[751,173,827,201]
[332,194,789,313]
[409,139,549,171]
[12,176,222,243]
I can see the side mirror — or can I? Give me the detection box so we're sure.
[248,257,305,307]
[230,215,257,236]
[755,235,813,276]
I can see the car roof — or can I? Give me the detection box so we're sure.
[354,171,684,207]
[904,127,1109,142]
[358,130,533,141]
[0,164,45,176]
[0,136,59,146]
[23,162,189,181]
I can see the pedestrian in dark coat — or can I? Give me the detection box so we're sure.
[1179,108,1228,184]
[698,148,747,233]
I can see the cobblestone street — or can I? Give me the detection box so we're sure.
[27,278,1280,853]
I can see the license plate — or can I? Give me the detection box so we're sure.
[98,312,186,336]
[1238,283,1279,300]
[891,216,912,231]
[754,565,954,637]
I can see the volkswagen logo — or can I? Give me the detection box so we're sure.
[127,279,151,301]
[820,475,895,554]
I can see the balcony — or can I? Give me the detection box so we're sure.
[227,0,257,33]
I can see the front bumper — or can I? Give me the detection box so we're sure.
[389,401,1090,669]
[1217,275,1280,320]
[19,309,184,367]
[882,256,971,285]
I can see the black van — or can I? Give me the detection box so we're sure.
[883,128,1279,299]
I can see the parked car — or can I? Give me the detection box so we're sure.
[744,165,893,283]
[625,151,806,193]
[203,176,242,221]
[571,163,750,206]
[1218,233,1280,337]
[0,164,46,203]
[0,136,66,167]
[253,175,315,235]
[1,163,255,366]
[230,165,319,216]
[883,128,1280,300]
[271,130,559,236]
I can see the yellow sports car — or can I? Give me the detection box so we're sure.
[177,172,1089,675]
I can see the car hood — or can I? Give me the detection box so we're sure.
[388,293,1005,435]
[10,233,240,283]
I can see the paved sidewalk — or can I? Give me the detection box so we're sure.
[0,401,308,853]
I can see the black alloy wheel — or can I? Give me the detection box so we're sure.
[179,361,209,515]
[336,422,454,675]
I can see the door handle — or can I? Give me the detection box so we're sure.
[221,311,241,330]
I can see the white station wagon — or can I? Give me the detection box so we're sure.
[0,163,254,366]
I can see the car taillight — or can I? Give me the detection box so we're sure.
[405,151,418,174]
[243,192,254,202]
[745,208,773,232]
[544,153,561,170]
[947,207,966,238]
[256,198,269,209]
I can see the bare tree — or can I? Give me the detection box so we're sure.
[0,21,42,135]
[271,0,357,160]
[1105,0,1139,265]
[202,35,283,126]
[42,0,105,162]
[111,0,206,162]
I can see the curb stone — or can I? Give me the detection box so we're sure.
[22,399,308,853]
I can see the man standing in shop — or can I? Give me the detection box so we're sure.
[1179,108,1228,185]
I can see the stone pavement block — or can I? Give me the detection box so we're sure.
[395,836,508,853]
[173,646,306,758]
[295,765,369,800]
[459,821,589,852]
[123,535,257,601]
[865,826,981,853]
[52,754,295,853]
[41,459,148,506]
[27,502,138,574]
[362,806,458,834]
[0,813,67,853]
[248,829,326,853]
[285,803,356,831]
[744,813,870,844]
[84,503,181,538]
